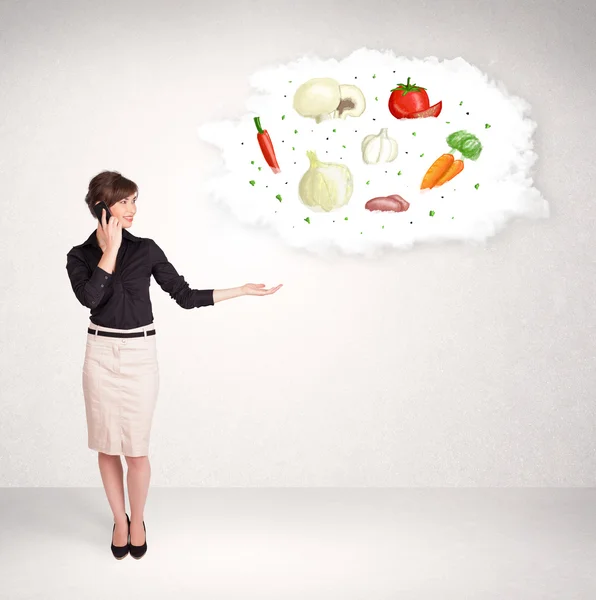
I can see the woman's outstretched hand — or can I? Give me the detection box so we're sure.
[241,283,283,296]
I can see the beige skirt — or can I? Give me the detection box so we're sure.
[82,320,160,457]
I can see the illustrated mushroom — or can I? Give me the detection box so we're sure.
[293,78,366,123]
[333,84,366,119]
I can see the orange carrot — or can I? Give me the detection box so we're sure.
[434,159,464,187]
[420,154,454,189]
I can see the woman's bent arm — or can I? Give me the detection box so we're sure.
[98,246,117,274]
[65,249,116,308]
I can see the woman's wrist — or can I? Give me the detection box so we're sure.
[213,287,246,303]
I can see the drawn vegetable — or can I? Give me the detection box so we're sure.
[293,78,365,123]
[298,150,353,212]
[435,160,464,186]
[405,101,442,119]
[388,76,441,119]
[446,130,482,160]
[254,117,280,173]
[293,78,341,123]
[334,84,366,119]
[420,130,483,189]
[421,154,454,189]
[365,194,409,212]
[361,128,398,164]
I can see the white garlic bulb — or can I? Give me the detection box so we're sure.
[298,150,353,212]
[361,128,398,164]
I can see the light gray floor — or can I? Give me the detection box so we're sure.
[1,489,595,598]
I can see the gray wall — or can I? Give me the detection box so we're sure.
[1,0,594,486]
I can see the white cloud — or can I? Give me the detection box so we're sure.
[197,48,548,256]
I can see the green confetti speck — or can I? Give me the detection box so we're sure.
[474,183,480,189]
[382,225,384,229]
[288,80,292,83]
[258,167,261,171]
[294,129,298,134]
[412,132,416,136]
[276,194,282,202]
[304,217,310,224]
[452,216,455,219]
[372,74,376,78]
[360,232,363,234]
[332,128,336,132]
[344,216,348,221]
[397,171,402,176]
[249,180,255,186]
[250,160,254,164]
[446,121,450,124]
[375,96,378,101]
[281,115,285,120]
[429,210,435,216]
[366,180,370,185]
[485,123,491,129]
[342,145,346,148]
[420,153,424,157]
[292,147,295,150]
[459,101,463,105]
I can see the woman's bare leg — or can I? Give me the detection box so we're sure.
[98,452,128,545]
[125,455,150,545]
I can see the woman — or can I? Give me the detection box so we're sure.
[66,171,282,560]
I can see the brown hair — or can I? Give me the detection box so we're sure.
[85,171,138,218]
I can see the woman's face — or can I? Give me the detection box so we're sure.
[98,192,137,228]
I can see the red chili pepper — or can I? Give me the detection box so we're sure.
[254,116,280,173]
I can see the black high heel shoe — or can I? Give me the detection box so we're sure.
[129,520,147,559]
[111,513,130,560]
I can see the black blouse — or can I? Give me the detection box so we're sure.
[66,228,214,329]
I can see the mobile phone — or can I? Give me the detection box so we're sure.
[93,201,112,223]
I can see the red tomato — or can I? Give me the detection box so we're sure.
[388,77,430,119]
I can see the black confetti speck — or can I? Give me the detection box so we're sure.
[241,142,244,145]
[372,118,376,121]
[285,182,288,184]
[466,112,469,115]
[405,152,408,154]
[326,137,329,140]
[410,221,413,224]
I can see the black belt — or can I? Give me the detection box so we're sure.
[88,328,156,338]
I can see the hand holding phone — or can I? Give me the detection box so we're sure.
[94,202,122,253]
